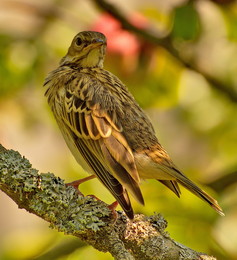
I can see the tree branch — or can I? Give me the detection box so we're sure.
[206,171,237,193]
[0,144,216,260]
[92,0,237,103]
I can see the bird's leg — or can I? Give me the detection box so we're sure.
[67,175,118,218]
[87,194,118,213]
[66,174,96,189]
[87,195,118,218]
[66,175,96,195]
[106,201,118,219]
[86,196,118,219]
[87,194,100,200]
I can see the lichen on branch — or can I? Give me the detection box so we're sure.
[0,144,216,260]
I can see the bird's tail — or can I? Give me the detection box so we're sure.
[173,168,225,216]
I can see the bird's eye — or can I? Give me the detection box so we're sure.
[75,37,82,46]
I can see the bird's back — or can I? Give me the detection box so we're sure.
[82,67,160,150]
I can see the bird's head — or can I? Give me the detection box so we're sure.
[60,31,107,68]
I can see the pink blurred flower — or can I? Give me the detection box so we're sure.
[91,13,148,56]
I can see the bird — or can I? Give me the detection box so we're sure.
[44,31,224,219]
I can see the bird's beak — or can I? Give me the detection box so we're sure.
[95,38,105,44]
[91,38,106,48]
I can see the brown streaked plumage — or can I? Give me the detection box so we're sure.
[44,31,224,219]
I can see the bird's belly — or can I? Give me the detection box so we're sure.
[134,153,175,180]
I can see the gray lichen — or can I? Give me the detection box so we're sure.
[0,144,217,260]
[0,145,111,234]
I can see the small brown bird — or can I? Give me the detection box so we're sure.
[44,31,224,219]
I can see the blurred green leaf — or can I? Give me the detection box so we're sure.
[222,8,237,40]
[172,2,200,41]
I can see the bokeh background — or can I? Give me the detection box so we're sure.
[1,0,237,259]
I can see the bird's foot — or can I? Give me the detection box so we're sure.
[66,176,118,219]
[108,201,119,219]
[66,175,96,195]
[88,196,118,219]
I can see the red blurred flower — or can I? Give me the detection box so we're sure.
[91,13,148,56]
[90,13,151,74]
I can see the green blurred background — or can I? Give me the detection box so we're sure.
[0,0,237,259]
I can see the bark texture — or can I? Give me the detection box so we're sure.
[0,144,216,260]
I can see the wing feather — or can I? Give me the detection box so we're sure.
[103,135,140,183]
[92,116,112,138]
[100,139,144,205]
[59,77,143,217]
[70,128,134,218]
[79,111,90,139]
[85,114,100,140]
[158,180,181,197]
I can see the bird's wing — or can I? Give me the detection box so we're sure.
[63,125,134,218]
[60,74,144,216]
